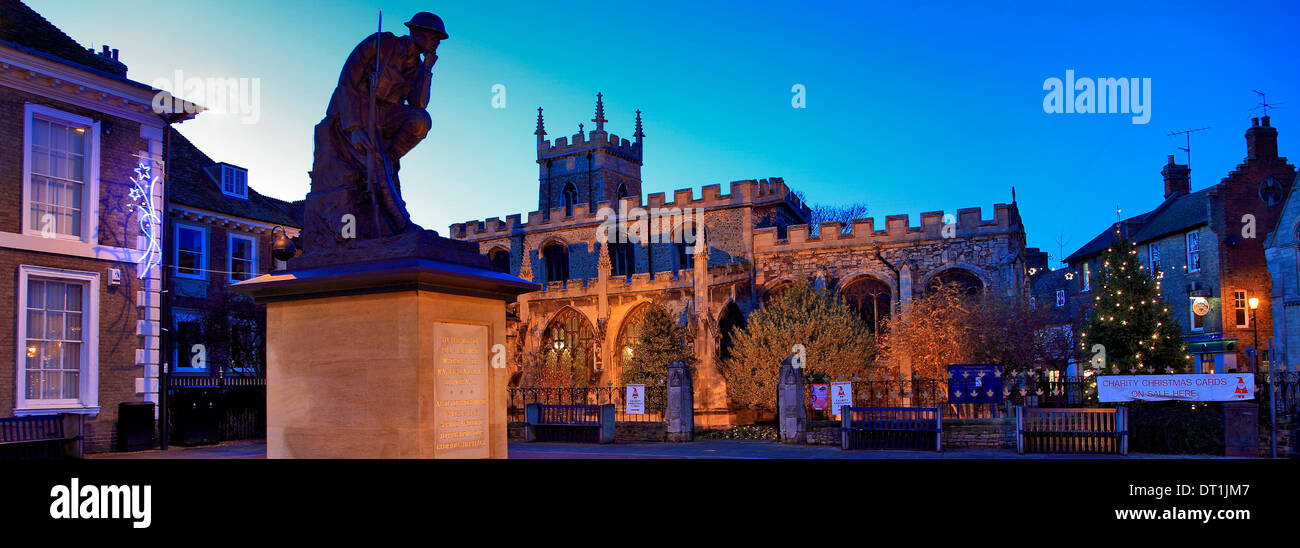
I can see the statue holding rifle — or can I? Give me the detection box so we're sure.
[296,12,476,268]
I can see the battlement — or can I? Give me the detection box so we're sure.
[539,130,642,161]
[752,203,1019,251]
[450,177,809,240]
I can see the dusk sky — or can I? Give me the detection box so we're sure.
[28,0,1300,265]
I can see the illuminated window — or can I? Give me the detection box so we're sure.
[1186,232,1201,272]
[1081,262,1091,292]
[16,266,99,413]
[1149,243,1161,273]
[1234,290,1248,327]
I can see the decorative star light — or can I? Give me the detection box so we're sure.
[129,158,161,279]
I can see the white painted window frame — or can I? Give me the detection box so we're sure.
[220,165,248,199]
[174,222,208,280]
[1233,290,1249,328]
[227,233,258,283]
[1186,232,1201,273]
[14,265,100,415]
[21,103,101,243]
[172,308,206,374]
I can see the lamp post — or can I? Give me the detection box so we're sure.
[1249,297,1260,373]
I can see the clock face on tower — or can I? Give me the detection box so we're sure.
[1260,176,1283,206]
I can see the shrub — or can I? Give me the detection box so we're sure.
[720,283,876,411]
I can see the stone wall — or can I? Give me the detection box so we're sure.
[944,418,1017,449]
[506,421,666,442]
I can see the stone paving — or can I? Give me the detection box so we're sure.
[84,439,1239,459]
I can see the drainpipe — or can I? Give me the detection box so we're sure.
[159,126,172,450]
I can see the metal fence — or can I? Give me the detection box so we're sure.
[167,370,266,442]
[507,385,666,423]
[803,373,1090,420]
[1260,371,1300,416]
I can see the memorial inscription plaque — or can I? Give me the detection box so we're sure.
[433,322,490,458]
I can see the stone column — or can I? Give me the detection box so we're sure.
[666,361,694,442]
[778,358,807,444]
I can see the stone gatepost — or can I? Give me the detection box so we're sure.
[666,361,694,442]
[778,357,807,444]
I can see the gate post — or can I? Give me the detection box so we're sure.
[778,358,807,444]
[666,361,694,442]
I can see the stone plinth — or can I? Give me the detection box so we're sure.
[777,362,806,444]
[233,258,537,458]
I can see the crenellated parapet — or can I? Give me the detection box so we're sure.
[450,177,809,240]
[538,129,642,162]
[753,203,1019,251]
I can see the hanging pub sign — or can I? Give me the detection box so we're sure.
[1097,374,1255,402]
[626,384,645,415]
[830,381,853,413]
[810,384,830,411]
[947,364,1003,404]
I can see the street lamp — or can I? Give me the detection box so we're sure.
[1249,297,1260,373]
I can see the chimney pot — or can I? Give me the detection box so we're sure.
[1161,156,1191,199]
[1262,115,1270,127]
[1167,154,1175,164]
[1252,117,1260,127]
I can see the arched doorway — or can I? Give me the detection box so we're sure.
[717,302,746,363]
[841,276,892,333]
[926,268,984,296]
[540,307,595,386]
[761,279,797,306]
[613,303,652,383]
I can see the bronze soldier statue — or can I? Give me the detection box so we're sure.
[296,12,478,268]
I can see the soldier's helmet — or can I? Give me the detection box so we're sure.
[404,12,449,40]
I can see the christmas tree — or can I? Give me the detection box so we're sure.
[1078,230,1189,374]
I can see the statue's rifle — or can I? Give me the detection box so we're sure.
[365,12,384,237]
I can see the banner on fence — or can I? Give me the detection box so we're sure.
[830,381,852,413]
[626,384,645,415]
[947,364,1003,404]
[810,384,829,411]
[1097,373,1255,402]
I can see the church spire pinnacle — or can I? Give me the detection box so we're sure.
[633,109,644,143]
[592,92,607,132]
[534,107,546,142]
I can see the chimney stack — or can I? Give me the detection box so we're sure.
[1162,154,1190,199]
[1247,115,1278,160]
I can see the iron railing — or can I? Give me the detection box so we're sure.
[167,369,266,442]
[508,385,665,423]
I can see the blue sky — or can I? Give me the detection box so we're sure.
[28,0,1300,265]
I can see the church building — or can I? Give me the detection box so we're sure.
[450,94,1032,426]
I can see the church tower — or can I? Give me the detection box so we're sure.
[535,93,644,218]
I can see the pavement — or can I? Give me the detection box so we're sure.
[85,439,1238,459]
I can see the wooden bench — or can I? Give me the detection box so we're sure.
[840,406,943,451]
[1017,407,1128,455]
[0,414,84,459]
[524,403,615,444]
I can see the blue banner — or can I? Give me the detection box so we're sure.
[947,364,1003,404]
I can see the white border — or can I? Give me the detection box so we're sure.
[22,103,101,244]
[227,233,258,282]
[14,265,100,415]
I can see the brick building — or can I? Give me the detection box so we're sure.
[1066,117,1297,374]
[164,130,301,378]
[451,94,1032,426]
[0,0,199,451]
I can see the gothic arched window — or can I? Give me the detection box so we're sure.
[563,182,578,216]
[841,276,892,333]
[542,308,596,386]
[542,242,569,283]
[608,239,636,277]
[488,247,510,274]
[674,224,699,272]
[926,268,984,296]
